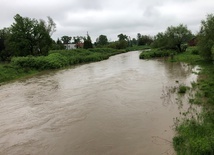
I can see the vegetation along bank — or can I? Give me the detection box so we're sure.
[139,14,214,155]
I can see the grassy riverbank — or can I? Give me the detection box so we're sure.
[0,48,126,84]
[140,47,214,154]
[173,49,214,155]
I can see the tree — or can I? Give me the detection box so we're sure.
[0,28,12,61]
[118,33,128,41]
[73,36,84,48]
[198,14,214,60]
[46,16,56,36]
[73,36,80,44]
[61,36,72,44]
[96,35,108,46]
[131,38,137,46]
[137,33,153,46]
[115,33,128,49]
[51,38,65,50]
[165,24,192,52]
[152,32,167,48]
[153,24,192,52]
[83,33,93,49]
[9,14,55,56]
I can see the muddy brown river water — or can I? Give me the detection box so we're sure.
[0,51,198,155]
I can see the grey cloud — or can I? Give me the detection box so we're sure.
[1,0,214,41]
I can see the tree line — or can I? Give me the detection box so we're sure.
[0,14,213,61]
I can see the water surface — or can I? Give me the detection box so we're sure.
[0,51,198,155]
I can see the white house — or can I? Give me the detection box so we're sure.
[64,43,76,50]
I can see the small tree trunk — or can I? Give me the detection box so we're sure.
[177,44,182,53]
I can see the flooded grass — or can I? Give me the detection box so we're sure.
[171,48,214,155]
[139,46,214,154]
[177,85,189,94]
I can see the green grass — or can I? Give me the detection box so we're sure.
[178,84,189,94]
[0,48,126,84]
[0,64,38,84]
[173,47,203,64]
[172,47,214,155]
[139,48,174,59]
[173,119,214,155]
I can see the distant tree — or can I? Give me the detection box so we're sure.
[46,16,56,36]
[73,36,79,44]
[61,36,72,44]
[131,38,137,46]
[137,33,153,46]
[128,36,132,47]
[198,14,214,60]
[152,32,167,48]
[73,36,84,48]
[118,33,128,41]
[0,28,11,61]
[165,24,192,52]
[116,40,128,49]
[96,35,108,46]
[51,38,65,50]
[115,33,128,49]
[8,14,55,56]
[137,33,143,45]
[153,24,192,52]
[83,33,93,49]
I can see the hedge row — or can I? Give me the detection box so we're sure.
[139,49,174,59]
[11,48,122,70]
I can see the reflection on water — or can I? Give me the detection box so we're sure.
[0,51,198,155]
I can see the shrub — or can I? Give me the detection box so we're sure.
[11,48,125,70]
[178,85,188,94]
[12,53,69,70]
[191,49,199,55]
[139,49,173,59]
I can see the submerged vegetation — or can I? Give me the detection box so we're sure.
[177,84,189,94]
[173,59,214,155]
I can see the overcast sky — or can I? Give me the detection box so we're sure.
[1,0,213,42]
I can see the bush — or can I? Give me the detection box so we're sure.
[0,63,38,83]
[139,49,173,59]
[173,120,214,155]
[11,53,69,70]
[178,85,189,94]
[191,49,199,55]
[11,48,125,70]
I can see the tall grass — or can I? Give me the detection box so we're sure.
[0,64,38,84]
[173,47,203,64]
[0,48,126,84]
[139,49,174,59]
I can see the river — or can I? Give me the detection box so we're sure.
[0,51,198,155]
